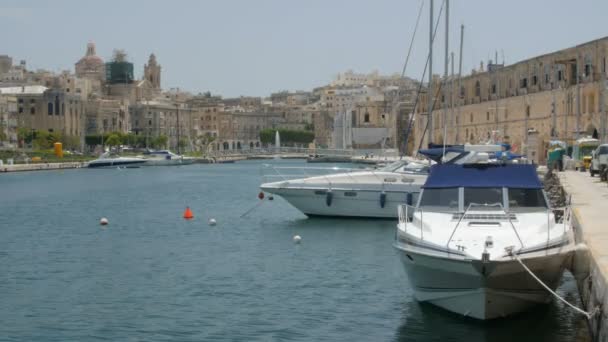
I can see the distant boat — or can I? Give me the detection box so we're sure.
[140,150,194,166]
[88,152,147,168]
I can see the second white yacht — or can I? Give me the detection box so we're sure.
[140,150,195,166]
[260,160,429,218]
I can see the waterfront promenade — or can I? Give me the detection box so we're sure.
[559,171,608,341]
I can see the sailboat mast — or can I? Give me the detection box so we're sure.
[456,24,464,143]
[442,0,449,157]
[426,0,434,147]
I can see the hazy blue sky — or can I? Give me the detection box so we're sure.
[1,0,607,97]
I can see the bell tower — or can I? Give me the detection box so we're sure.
[144,53,161,90]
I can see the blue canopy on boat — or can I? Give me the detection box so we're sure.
[423,164,542,189]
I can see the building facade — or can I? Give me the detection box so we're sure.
[414,37,608,164]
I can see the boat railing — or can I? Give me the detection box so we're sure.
[261,164,365,183]
[398,203,571,252]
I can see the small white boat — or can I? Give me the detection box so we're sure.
[260,159,429,218]
[394,146,575,319]
[88,152,147,168]
[140,150,194,166]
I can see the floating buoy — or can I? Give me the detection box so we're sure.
[208,218,217,226]
[268,195,274,201]
[293,235,302,244]
[183,207,194,220]
[100,217,109,226]
[325,190,333,207]
[380,191,387,208]
[258,192,265,200]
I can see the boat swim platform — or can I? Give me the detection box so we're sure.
[559,170,608,341]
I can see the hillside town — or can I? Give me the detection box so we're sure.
[1,36,607,165]
[0,43,419,155]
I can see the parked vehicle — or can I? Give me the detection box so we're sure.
[572,137,599,171]
[590,144,608,180]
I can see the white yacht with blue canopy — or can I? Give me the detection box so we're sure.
[394,149,575,320]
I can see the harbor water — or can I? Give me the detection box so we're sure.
[0,160,589,341]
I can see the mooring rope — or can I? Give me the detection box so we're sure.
[240,200,265,218]
[512,253,599,320]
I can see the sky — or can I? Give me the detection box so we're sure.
[1,0,607,98]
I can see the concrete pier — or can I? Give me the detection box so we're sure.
[558,171,608,341]
[0,162,88,173]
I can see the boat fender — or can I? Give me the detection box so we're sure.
[380,191,387,208]
[326,191,333,207]
[258,192,265,200]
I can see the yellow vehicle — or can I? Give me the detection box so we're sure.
[572,137,600,171]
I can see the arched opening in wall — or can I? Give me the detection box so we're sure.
[47,102,53,115]
[249,142,254,149]
[223,142,229,150]
[237,141,242,150]
[586,124,599,139]
[470,133,475,142]
[256,141,260,148]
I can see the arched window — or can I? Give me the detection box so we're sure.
[237,142,241,150]
[54,96,60,116]
[47,102,53,115]
[223,142,229,150]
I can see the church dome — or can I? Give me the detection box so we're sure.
[75,42,105,80]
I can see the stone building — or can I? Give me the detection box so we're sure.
[0,83,85,147]
[130,100,193,151]
[143,54,161,90]
[414,36,608,164]
[0,95,18,146]
[85,98,129,135]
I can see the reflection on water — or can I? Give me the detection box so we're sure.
[395,271,590,342]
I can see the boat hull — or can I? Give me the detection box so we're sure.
[261,187,416,218]
[87,160,147,168]
[395,241,571,319]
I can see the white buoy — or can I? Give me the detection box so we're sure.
[208,218,217,226]
[293,235,302,244]
[100,217,109,226]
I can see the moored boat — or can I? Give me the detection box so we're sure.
[87,152,148,168]
[394,147,574,319]
[260,159,429,218]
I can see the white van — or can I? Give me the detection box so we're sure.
[590,144,608,178]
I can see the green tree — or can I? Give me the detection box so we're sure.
[152,135,168,149]
[105,134,122,148]
[0,130,7,142]
[259,129,314,145]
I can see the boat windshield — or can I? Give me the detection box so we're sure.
[419,188,459,211]
[378,161,428,174]
[464,187,503,208]
[507,188,547,210]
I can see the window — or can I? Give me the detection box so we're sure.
[532,75,538,86]
[18,98,23,104]
[520,78,528,88]
[526,106,530,118]
[48,102,53,115]
[464,187,503,207]
[486,112,490,121]
[420,188,459,210]
[30,107,35,115]
[470,113,473,123]
[558,70,563,81]
[364,113,370,123]
[491,84,496,94]
[508,188,546,209]
[18,107,23,114]
[475,81,481,97]
[30,99,35,104]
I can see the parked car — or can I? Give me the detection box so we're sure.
[590,144,608,180]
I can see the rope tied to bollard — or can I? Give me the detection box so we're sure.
[509,249,600,320]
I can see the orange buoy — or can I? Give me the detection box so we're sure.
[258,192,265,200]
[183,207,194,220]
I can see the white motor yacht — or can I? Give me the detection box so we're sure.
[140,150,194,166]
[88,152,147,168]
[260,159,429,218]
[394,147,574,319]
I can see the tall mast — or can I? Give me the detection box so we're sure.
[442,0,449,156]
[426,0,434,147]
[456,24,464,143]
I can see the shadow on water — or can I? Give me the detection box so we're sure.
[394,272,590,342]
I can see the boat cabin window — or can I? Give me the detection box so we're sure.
[507,188,547,209]
[378,160,428,174]
[419,188,459,210]
[463,187,503,208]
